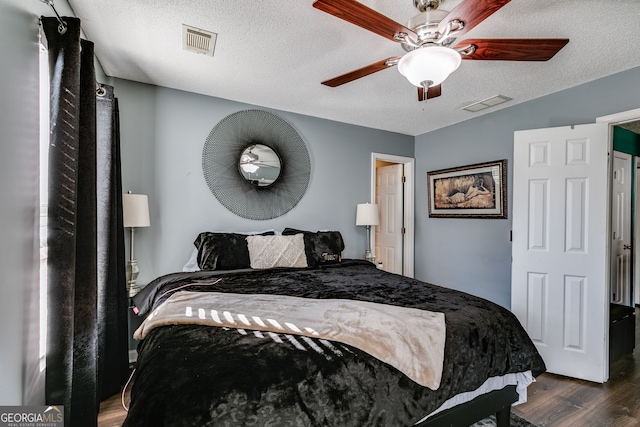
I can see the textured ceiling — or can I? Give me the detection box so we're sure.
[618,121,640,135]
[67,0,640,136]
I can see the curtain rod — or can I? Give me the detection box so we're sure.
[38,0,107,97]
[39,0,67,34]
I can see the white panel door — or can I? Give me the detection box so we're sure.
[512,123,610,383]
[375,164,403,274]
[636,158,640,306]
[611,151,632,305]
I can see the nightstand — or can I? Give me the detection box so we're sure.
[127,285,146,365]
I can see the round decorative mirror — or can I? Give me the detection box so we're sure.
[202,110,311,220]
[238,144,281,187]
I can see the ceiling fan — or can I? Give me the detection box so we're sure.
[239,145,280,173]
[313,0,569,101]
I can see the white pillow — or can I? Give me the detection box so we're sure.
[246,234,308,269]
[182,229,279,272]
[182,248,201,272]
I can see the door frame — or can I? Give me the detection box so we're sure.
[370,152,415,278]
[596,107,640,126]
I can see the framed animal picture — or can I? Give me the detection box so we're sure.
[427,159,507,219]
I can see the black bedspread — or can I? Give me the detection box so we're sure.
[125,260,544,426]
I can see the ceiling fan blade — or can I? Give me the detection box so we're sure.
[313,0,417,42]
[457,39,569,61]
[321,56,401,87]
[438,0,511,37]
[417,84,442,101]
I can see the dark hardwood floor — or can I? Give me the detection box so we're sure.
[98,377,131,427]
[98,307,640,427]
[512,306,640,427]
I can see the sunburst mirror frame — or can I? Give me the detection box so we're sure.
[202,110,311,220]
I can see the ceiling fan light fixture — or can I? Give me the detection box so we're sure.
[241,163,260,173]
[397,46,461,88]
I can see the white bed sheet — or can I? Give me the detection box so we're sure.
[415,370,535,425]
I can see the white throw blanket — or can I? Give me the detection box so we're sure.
[135,291,446,390]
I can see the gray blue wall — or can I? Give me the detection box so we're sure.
[415,66,640,308]
[114,78,415,283]
[0,0,41,405]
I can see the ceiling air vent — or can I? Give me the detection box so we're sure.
[462,95,512,113]
[182,24,217,56]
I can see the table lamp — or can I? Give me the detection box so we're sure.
[122,192,150,296]
[356,202,379,263]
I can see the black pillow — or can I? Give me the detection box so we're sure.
[194,231,274,270]
[282,228,345,267]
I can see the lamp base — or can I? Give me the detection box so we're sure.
[364,249,375,264]
[126,259,140,297]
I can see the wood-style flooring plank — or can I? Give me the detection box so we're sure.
[512,307,639,427]
[98,381,130,427]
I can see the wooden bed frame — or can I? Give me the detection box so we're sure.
[417,385,519,427]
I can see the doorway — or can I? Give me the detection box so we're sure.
[613,121,640,307]
[370,153,415,278]
[598,110,640,308]
[597,111,640,370]
[511,111,639,383]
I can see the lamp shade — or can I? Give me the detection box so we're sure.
[122,193,150,228]
[397,46,462,88]
[356,203,380,226]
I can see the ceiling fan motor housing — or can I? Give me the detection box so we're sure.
[414,0,442,12]
[404,9,453,51]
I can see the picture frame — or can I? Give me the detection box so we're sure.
[427,159,507,219]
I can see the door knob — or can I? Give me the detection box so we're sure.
[624,244,632,250]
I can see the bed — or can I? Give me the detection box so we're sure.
[123,230,544,426]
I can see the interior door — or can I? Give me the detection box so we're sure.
[637,158,640,306]
[611,151,632,305]
[512,123,610,383]
[375,164,403,274]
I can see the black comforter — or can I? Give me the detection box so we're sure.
[124,260,544,426]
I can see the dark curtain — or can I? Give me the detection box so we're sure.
[96,87,129,401]
[42,17,128,427]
